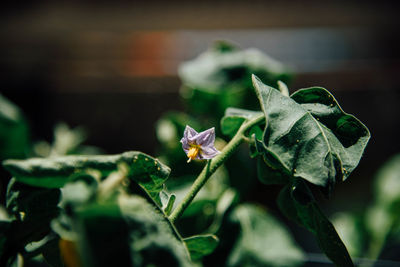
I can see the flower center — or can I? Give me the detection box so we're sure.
[187,145,201,163]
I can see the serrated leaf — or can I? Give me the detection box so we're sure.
[227,204,305,267]
[183,234,219,261]
[252,75,370,193]
[220,107,263,137]
[277,182,354,266]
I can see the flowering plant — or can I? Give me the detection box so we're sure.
[0,42,375,267]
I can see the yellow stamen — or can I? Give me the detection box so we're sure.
[187,145,200,163]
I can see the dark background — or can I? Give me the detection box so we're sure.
[1,0,400,257]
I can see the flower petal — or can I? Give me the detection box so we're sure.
[180,136,190,152]
[195,127,215,147]
[184,125,198,140]
[199,146,220,159]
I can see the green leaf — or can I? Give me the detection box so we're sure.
[207,188,239,234]
[160,189,176,216]
[0,94,29,160]
[331,212,365,258]
[76,195,192,267]
[220,107,263,137]
[0,179,61,264]
[178,42,290,118]
[0,206,12,260]
[6,178,61,244]
[227,204,305,267]
[3,151,170,199]
[257,156,289,185]
[374,154,400,209]
[291,87,370,179]
[311,203,354,267]
[364,154,400,260]
[277,182,354,266]
[252,75,370,193]
[183,234,219,261]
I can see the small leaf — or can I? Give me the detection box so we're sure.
[0,94,29,160]
[183,234,219,261]
[227,204,305,267]
[252,75,370,194]
[160,189,176,216]
[220,107,263,137]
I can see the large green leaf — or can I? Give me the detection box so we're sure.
[277,182,354,266]
[290,87,370,180]
[183,234,219,261]
[3,152,170,202]
[0,94,29,160]
[76,195,192,267]
[252,75,370,193]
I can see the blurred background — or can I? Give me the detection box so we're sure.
[1,0,400,263]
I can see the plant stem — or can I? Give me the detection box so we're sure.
[168,114,264,223]
[98,163,128,199]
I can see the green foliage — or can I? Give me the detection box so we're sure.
[183,234,219,261]
[227,204,305,267]
[1,42,375,266]
[3,152,170,205]
[178,41,291,119]
[0,178,61,264]
[74,195,192,267]
[277,181,354,266]
[252,75,370,194]
[220,108,263,138]
[366,154,400,259]
[0,94,29,160]
[220,75,370,265]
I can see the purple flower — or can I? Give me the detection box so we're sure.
[180,125,220,163]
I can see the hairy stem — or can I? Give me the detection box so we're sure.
[169,114,264,223]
